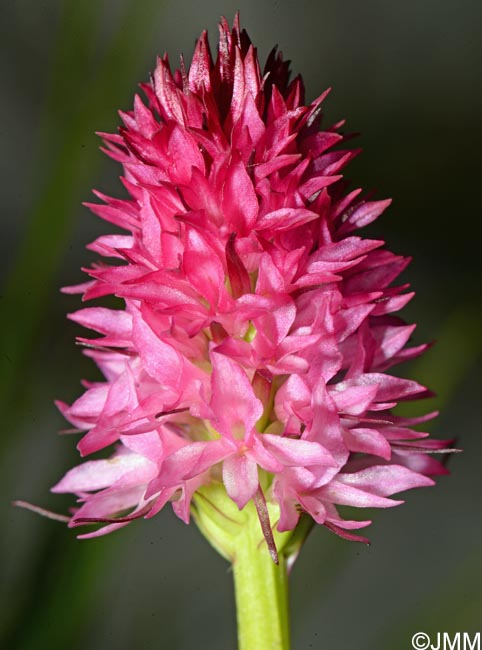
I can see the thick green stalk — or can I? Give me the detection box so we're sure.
[193,485,294,650]
[232,509,290,650]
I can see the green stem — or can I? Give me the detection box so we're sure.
[232,512,290,650]
[193,484,296,650]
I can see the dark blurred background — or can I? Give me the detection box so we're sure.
[1,1,481,649]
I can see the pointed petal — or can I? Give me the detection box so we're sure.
[262,434,336,467]
[52,453,156,494]
[337,464,435,496]
[210,351,263,439]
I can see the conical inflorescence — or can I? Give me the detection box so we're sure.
[50,16,452,546]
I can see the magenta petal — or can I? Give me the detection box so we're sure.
[68,307,132,338]
[329,384,379,415]
[67,385,109,420]
[172,474,207,524]
[71,485,148,523]
[209,350,264,439]
[226,233,251,298]
[188,30,213,92]
[183,227,225,308]
[298,495,327,524]
[394,452,451,477]
[161,440,232,483]
[256,207,318,233]
[131,312,183,387]
[342,427,392,460]
[249,438,284,473]
[222,155,258,235]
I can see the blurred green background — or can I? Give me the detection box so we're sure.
[1,1,481,648]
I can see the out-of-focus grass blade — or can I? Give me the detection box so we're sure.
[1,1,98,414]
[1,1,165,647]
[396,304,481,422]
[0,0,165,430]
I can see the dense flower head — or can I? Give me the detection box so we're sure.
[51,16,451,544]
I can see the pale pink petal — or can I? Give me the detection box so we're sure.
[222,454,259,509]
[262,434,336,467]
[52,453,156,494]
[337,465,435,496]
[316,481,402,508]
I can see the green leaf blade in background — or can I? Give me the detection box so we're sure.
[1,2,167,648]
[1,0,167,437]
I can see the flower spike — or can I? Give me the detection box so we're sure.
[22,16,453,553]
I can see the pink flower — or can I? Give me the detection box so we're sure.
[48,15,453,544]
